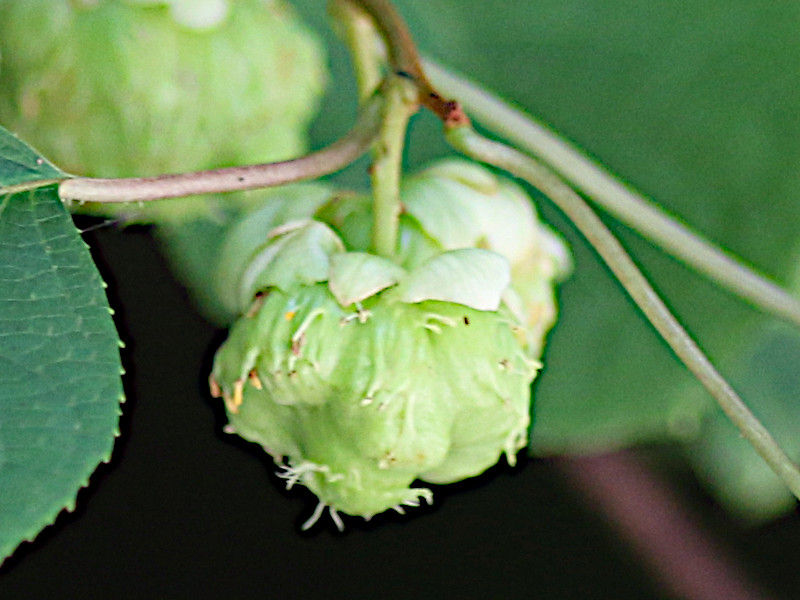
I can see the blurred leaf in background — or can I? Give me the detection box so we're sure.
[690,323,800,522]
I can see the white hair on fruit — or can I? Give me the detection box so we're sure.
[329,507,345,532]
[276,460,343,490]
[300,503,345,532]
[301,502,327,531]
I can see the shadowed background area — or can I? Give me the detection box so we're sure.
[0,225,797,598]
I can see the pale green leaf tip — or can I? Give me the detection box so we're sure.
[395,248,511,311]
[238,220,344,304]
[328,252,406,306]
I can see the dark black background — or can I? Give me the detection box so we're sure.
[1,225,799,600]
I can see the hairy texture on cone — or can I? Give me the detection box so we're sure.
[212,285,536,519]
[209,159,570,525]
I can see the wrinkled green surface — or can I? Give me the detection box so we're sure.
[0,186,123,562]
[213,284,535,518]
[293,0,800,516]
[206,157,565,521]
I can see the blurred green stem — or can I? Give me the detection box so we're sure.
[446,123,800,503]
[329,0,384,102]
[345,0,459,121]
[425,59,800,330]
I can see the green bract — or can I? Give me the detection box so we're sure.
[210,159,570,528]
[0,0,325,177]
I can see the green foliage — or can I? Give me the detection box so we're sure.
[0,0,798,550]
[690,323,800,521]
[0,124,66,192]
[0,184,123,562]
[0,0,327,562]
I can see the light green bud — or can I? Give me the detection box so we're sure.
[318,158,572,353]
[398,158,572,355]
[209,159,570,528]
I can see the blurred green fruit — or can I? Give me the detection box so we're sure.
[0,0,326,177]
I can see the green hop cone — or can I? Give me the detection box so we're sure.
[0,0,325,177]
[210,159,570,528]
[211,284,535,526]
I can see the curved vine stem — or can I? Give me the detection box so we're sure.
[445,123,800,502]
[58,92,385,204]
[424,60,800,330]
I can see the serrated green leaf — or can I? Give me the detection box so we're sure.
[0,125,67,192]
[0,186,124,563]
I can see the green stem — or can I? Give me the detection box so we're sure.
[446,123,800,503]
[330,0,411,258]
[328,0,384,102]
[370,75,417,258]
[425,59,800,330]
[58,93,385,204]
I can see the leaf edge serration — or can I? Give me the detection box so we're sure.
[0,186,125,565]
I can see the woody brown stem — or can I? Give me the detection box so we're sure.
[346,0,466,122]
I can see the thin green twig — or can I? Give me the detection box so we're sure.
[446,123,800,503]
[425,59,800,330]
[332,1,420,258]
[369,75,418,257]
[58,93,385,204]
[328,0,384,102]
